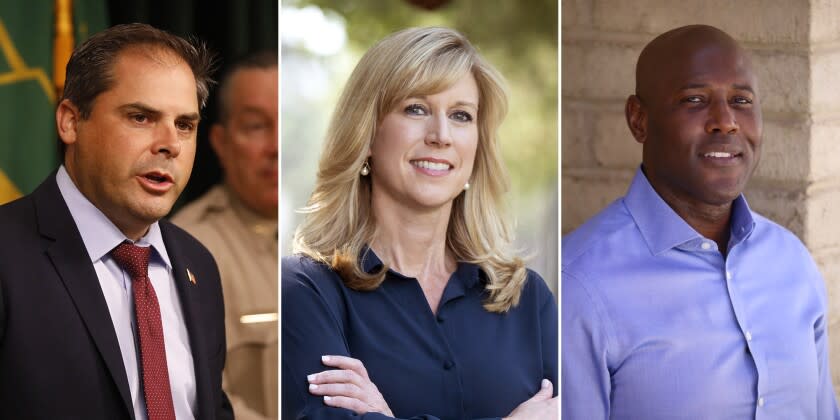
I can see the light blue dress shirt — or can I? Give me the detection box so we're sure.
[562,167,840,419]
[56,166,197,420]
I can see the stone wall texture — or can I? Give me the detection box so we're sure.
[562,0,840,392]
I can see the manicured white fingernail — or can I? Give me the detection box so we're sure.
[322,355,330,362]
[309,383,318,390]
[541,379,550,388]
[324,395,332,402]
[307,374,315,382]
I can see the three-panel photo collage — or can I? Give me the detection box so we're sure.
[3,0,838,419]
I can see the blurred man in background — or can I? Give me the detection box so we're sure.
[173,50,278,420]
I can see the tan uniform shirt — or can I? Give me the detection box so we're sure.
[172,185,278,420]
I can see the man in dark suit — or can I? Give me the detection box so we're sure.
[0,23,233,419]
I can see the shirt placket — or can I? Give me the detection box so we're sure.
[396,270,467,419]
[433,304,466,419]
[715,241,769,419]
[433,275,472,419]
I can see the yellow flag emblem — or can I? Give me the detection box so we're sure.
[0,168,21,205]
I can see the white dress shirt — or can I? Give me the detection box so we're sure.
[56,166,197,420]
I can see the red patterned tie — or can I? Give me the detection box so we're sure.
[111,242,177,420]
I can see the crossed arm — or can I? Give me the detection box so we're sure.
[281,270,557,420]
[306,354,556,419]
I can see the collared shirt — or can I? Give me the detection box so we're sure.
[562,167,840,419]
[282,250,557,420]
[172,184,278,420]
[56,166,196,420]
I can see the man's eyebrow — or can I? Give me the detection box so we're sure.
[178,112,201,122]
[678,83,709,90]
[120,102,200,122]
[678,83,756,94]
[239,106,271,116]
[119,102,161,116]
[732,84,755,94]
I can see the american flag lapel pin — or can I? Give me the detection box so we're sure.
[187,268,197,285]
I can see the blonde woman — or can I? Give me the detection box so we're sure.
[282,27,557,419]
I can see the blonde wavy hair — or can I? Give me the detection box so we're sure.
[293,27,527,313]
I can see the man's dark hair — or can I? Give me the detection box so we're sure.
[216,50,277,123]
[59,23,217,159]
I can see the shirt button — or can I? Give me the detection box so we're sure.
[745,331,753,341]
[437,315,444,323]
[758,396,765,407]
[443,360,455,370]
[701,242,712,250]
[726,271,732,280]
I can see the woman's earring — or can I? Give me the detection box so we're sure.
[464,182,470,191]
[360,161,371,176]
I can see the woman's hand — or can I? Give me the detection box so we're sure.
[307,355,394,417]
[504,379,558,420]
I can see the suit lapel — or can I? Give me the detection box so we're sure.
[34,174,135,419]
[161,223,212,419]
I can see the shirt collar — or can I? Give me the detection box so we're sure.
[224,184,278,240]
[360,246,482,289]
[728,192,755,245]
[56,165,172,268]
[360,246,384,273]
[624,166,755,255]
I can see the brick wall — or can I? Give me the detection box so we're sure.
[562,0,840,390]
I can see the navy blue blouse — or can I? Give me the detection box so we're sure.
[281,250,557,420]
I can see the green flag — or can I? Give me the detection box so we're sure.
[0,1,107,204]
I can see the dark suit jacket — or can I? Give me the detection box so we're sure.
[0,173,233,420]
